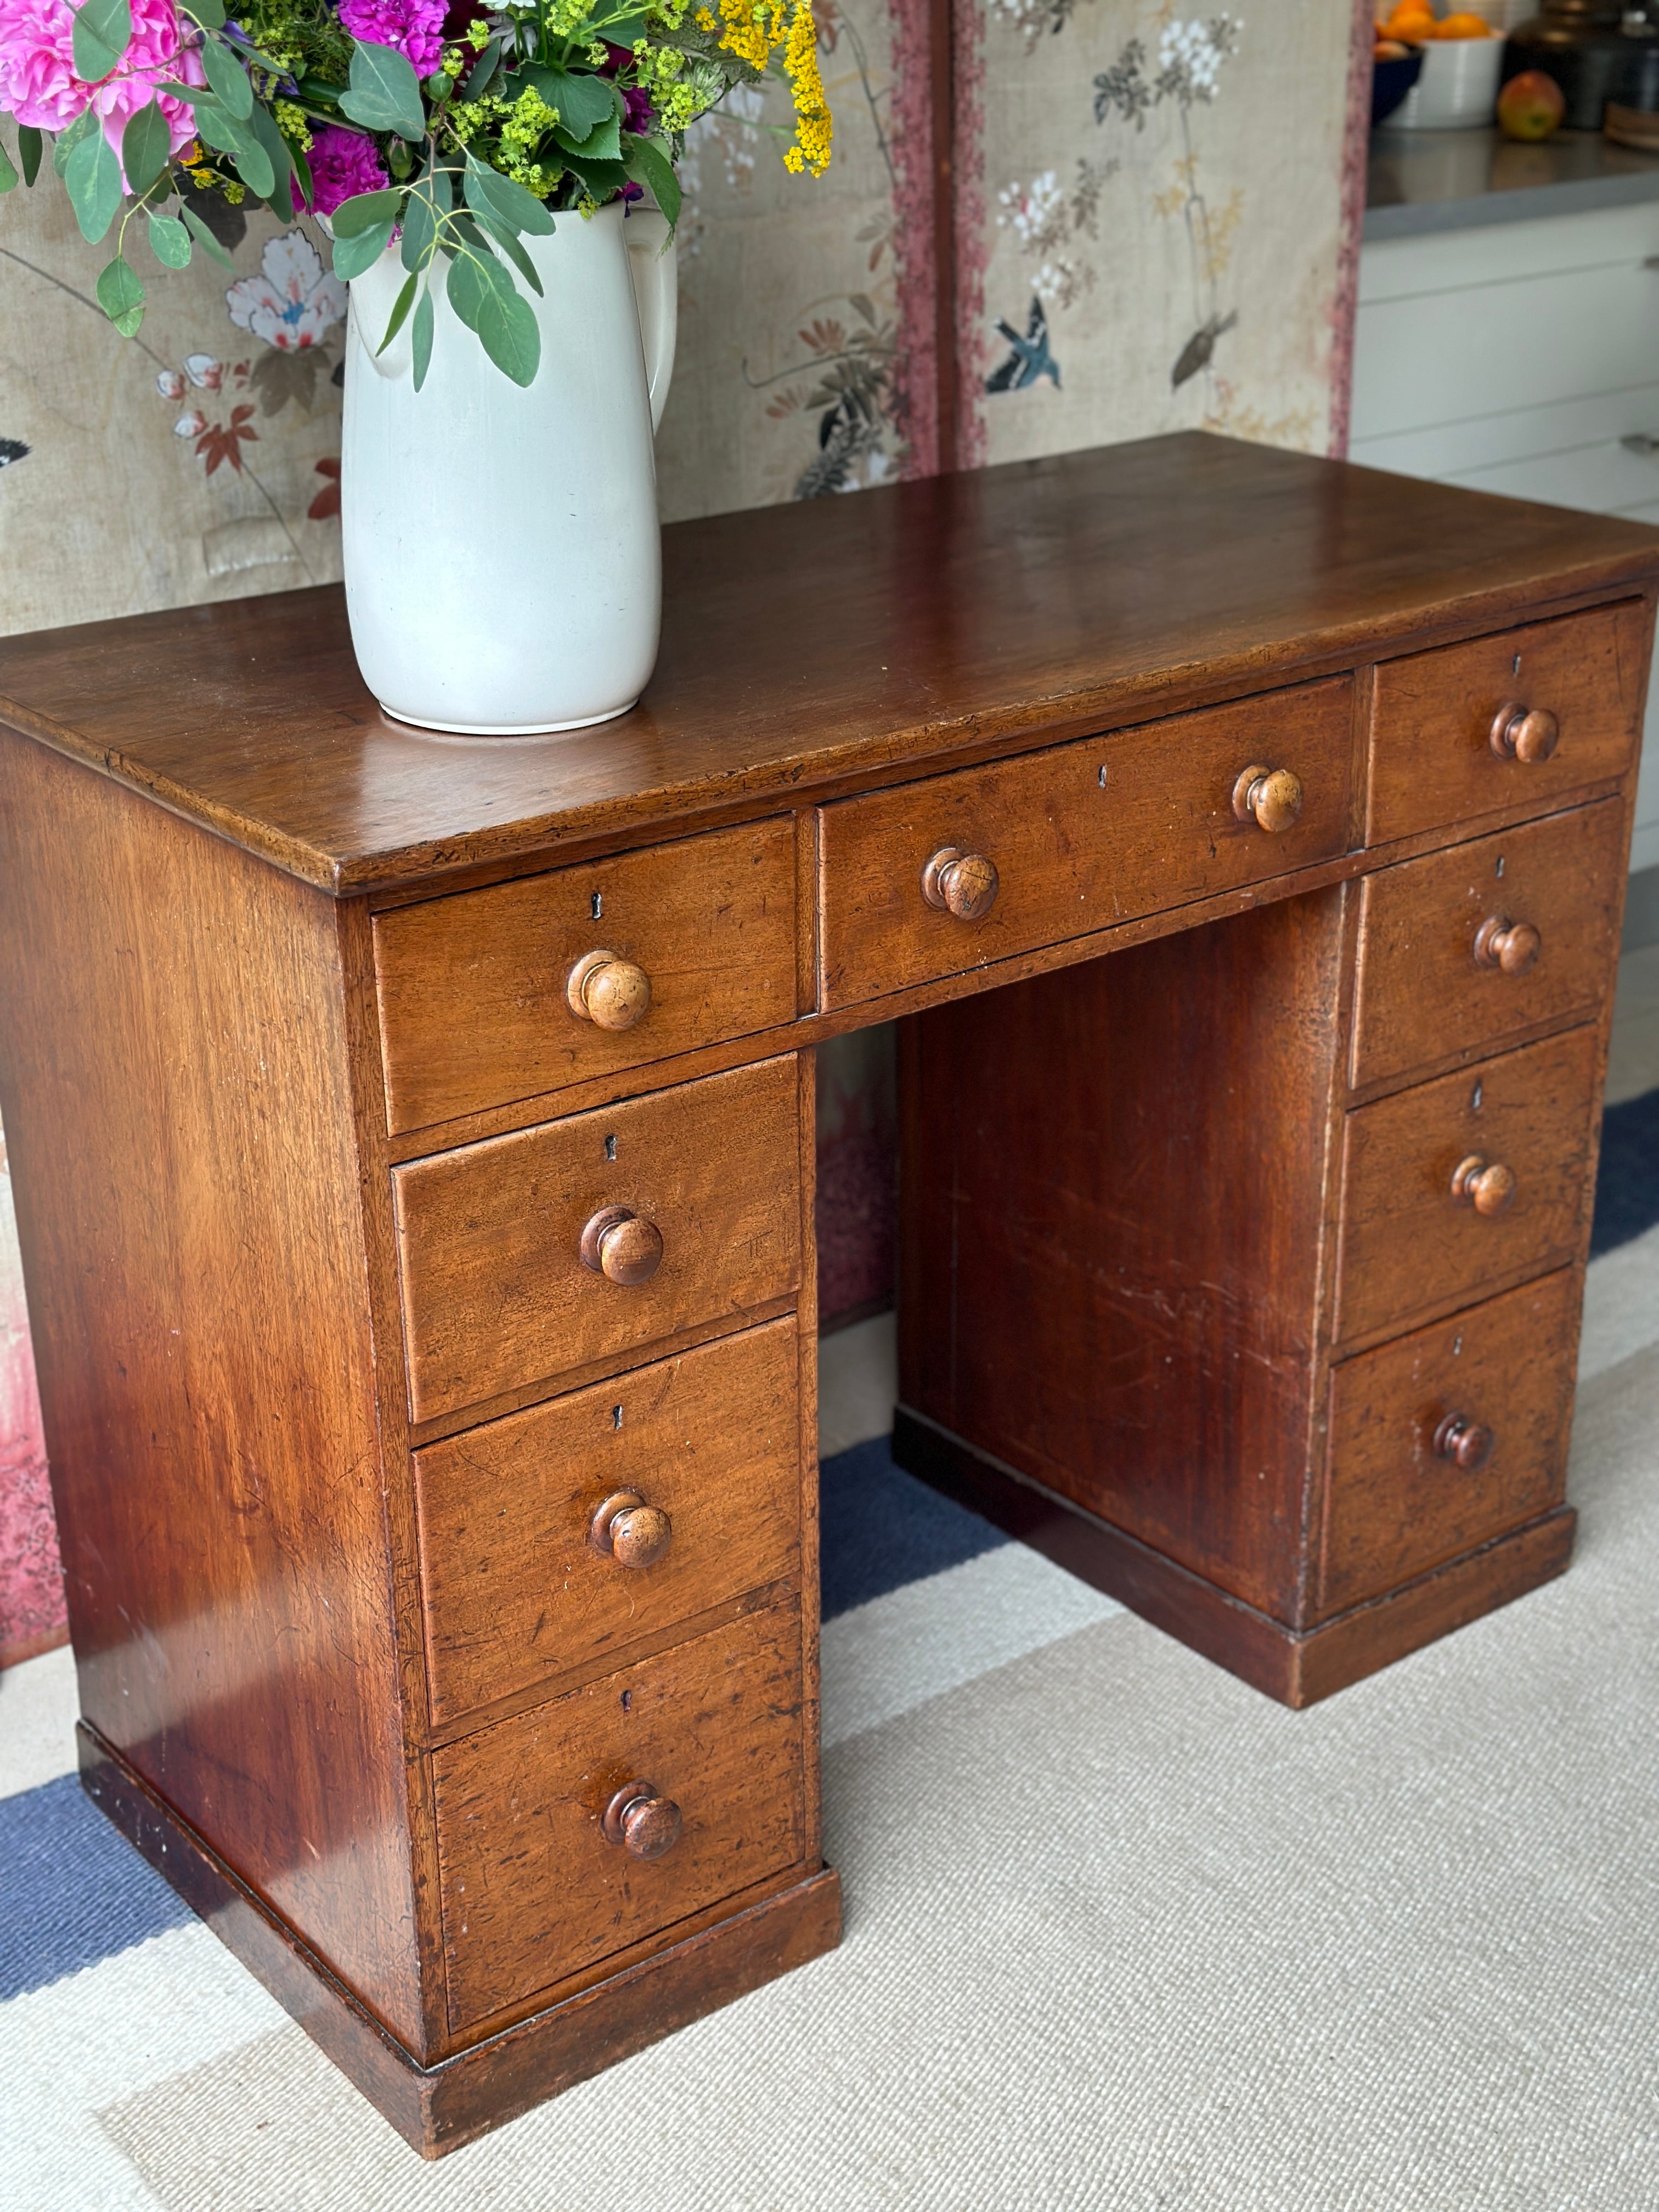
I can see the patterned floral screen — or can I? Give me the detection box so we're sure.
[0,0,1367,1656]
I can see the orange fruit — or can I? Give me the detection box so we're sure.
[1432,12,1493,32]
[1384,3,1436,37]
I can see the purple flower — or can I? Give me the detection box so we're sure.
[620,82,652,133]
[307,123,390,217]
[338,0,447,80]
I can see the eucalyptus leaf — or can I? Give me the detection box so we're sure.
[120,101,171,198]
[464,155,555,236]
[180,0,225,26]
[18,126,42,185]
[0,137,17,194]
[459,39,500,101]
[331,185,402,236]
[447,247,539,386]
[473,206,543,295]
[340,41,426,142]
[202,37,254,120]
[71,0,132,83]
[53,108,98,177]
[377,270,419,354]
[180,200,235,264]
[190,100,249,160]
[289,136,313,209]
[95,252,144,334]
[147,209,192,266]
[399,182,437,270]
[65,126,122,242]
[155,81,222,103]
[411,284,434,391]
[331,216,396,279]
[230,134,274,199]
[246,99,293,217]
[622,134,679,228]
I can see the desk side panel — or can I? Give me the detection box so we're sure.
[0,729,422,2046]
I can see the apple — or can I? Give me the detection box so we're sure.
[1497,69,1567,142]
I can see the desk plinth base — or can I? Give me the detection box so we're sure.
[76,1722,842,2158]
[893,1407,1577,1709]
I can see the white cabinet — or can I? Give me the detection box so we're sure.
[1351,202,1659,874]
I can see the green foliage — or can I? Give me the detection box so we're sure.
[95,252,144,335]
[447,244,539,387]
[247,99,296,216]
[179,0,225,26]
[341,41,426,142]
[191,100,276,199]
[523,66,616,144]
[411,285,435,391]
[377,270,419,354]
[180,201,235,266]
[332,185,403,235]
[120,102,172,199]
[146,211,193,267]
[0,136,17,195]
[331,217,397,279]
[71,0,132,84]
[18,126,42,186]
[464,155,555,236]
[53,109,97,177]
[623,134,679,227]
[65,126,122,243]
[202,37,255,120]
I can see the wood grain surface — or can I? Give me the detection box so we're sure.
[373,819,799,1134]
[432,1605,804,2029]
[1349,800,1627,1092]
[1335,1025,1600,1344]
[2,437,1656,894]
[0,730,424,2046]
[1318,1268,1580,1615]
[1367,600,1651,843]
[393,1058,802,1424]
[414,1321,801,1725]
[820,679,1353,1010]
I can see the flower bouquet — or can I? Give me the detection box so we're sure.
[0,0,831,387]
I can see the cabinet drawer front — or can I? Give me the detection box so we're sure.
[415,1321,802,1724]
[433,1606,804,2030]
[394,1057,802,1425]
[818,679,1353,1011]
[373,820,799,1136]
[1351,800,1626,1092]
[1335,1028,1599,1346]
[1367,604,1646,845]
[1319,1269,1579,1616]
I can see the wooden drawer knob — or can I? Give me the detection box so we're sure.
[1489,703,1559,764]
[579,1205,664,1284]
[1473,916,1542,977]
[922,847,999,921]
[1451,1153,1516,1216]
[1232,764,1304,833]
[603,1780,682,1860]
[567,950,651,1032]
[589,1489,673,1569]
[1434,1413,1495,1473]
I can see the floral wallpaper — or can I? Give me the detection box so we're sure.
[0,0,1368,1657]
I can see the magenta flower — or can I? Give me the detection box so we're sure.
[337,0,447,80]
[306,123,390,218]
[620,82,652,133]
[0,0,205,167]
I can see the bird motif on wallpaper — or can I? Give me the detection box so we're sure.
[0,439,30,470]
[986,297,1060,393]
[1171,310,1238,390]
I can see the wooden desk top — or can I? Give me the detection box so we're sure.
[3,432,1657,898]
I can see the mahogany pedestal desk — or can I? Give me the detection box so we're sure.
[2,435,1655,2155]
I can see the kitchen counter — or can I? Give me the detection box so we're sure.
[1367,125,1659,240]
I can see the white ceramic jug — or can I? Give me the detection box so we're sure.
[341,201,677,735]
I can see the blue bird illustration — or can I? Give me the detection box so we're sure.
[985,297,1060,393]
[0,438,29,469]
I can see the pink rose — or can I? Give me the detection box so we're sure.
[306,123,388,218]
[337,0,447,81]
[0,0,206,168]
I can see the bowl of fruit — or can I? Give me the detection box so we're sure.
[1375,5,1505,131]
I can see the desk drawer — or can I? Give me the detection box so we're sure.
[373,820,799,1136]
[818,679,1352,1010]
[394,1057,802,1426]
[1350,800,1626,1092]
[1367,603,1646,845]
[414,1321,802,1724]
[1318,1269,1578,1616]
[432,1605,804,2030]
[1334,1027,1599,1346]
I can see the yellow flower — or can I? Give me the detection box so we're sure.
[782,0,832,177]
[273,99,312,151]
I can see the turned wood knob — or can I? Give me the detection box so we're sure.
[922,847,1000,921]
[566,950,651,1032]
[1232,764,1304,833]
[603,1780,681,1860]
[1489,702,1559,764]
[589,1489,673,1569]
[1473,915,1542,977]
[1434,1413,1495,1473]
[579,1205,664,1284]
[1451,1153,1517,1216]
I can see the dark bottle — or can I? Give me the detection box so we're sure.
[1504,1,1659,128]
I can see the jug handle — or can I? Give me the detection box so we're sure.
[625,209,679,435]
